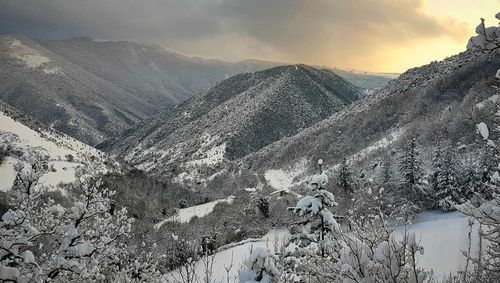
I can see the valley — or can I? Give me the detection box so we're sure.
[1,6,500,283]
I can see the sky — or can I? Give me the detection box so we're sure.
[0,0,498,73]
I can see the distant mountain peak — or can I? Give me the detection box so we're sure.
[102,64,363,180]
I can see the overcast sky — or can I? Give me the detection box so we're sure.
[1,0,498,72]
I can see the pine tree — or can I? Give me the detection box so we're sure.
[379,155,393,186]
[338,156,355,193]
[281,159,341,281]
[399,138,419,187]
[434,148,462,211]
[398,138,428,201]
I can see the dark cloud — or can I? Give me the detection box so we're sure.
[0,0,468,69]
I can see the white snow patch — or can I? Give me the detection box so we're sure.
[9,39,50,68]
[0,112,100,160]
[264,159,307,190]
[393,211,479,279]
[7,38,63,75]
[167,230,289,283]
[0,157,16,192]
[155,196,235,228]
[0,111,107,193]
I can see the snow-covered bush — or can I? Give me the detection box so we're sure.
[0,155,162,282]
[339,187,427,283]
[456,122,500,281]
[239,248,280,283]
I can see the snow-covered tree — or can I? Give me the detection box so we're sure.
[398,138,429,201]
[379,155,394,187]
[0,154,162,282]
[338,156,356,194]
[457,122,500,281]
[281,159,341,281]
[239,248,280,283]
[339,187,427,283]
[432,147,463,211]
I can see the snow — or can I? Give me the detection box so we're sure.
[0,111,107,192]
[7,38,63,75]
[0,112,100,159]
[0,157,16,192]
[264,159,307,190]
[154,196,235,228]
[350,128,403,162]
[393,211,479,279]
[167,230,289,283]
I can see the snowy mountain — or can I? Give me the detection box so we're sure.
[0,35,394,145]
[239,50,500,181]
[100,64,362,179]
[0,36,279,145]
[0,101,111,192]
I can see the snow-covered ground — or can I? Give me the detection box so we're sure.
[7,38,64,75]
[0,111,107,192]
[264,159,308,190]
[166,230,289,283]
[155,196,235,229]
[394,211,479,279]
[172,210,476,281]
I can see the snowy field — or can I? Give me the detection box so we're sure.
[155,196,235,228]
[177,211,476,281]
[394,211,479,279]
[167,230,289,283]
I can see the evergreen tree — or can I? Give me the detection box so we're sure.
[379,155,393,186]
[478,145,497,200]
[281,159,341,281]
[338,156,355,193]
[398,138,428,201]
[399,138,419,186]
[433,148,462,211]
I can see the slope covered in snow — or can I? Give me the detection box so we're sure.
[101,64,362,181]
[0,35,281,144]
[0,103,108,191]
[240,50,500,177]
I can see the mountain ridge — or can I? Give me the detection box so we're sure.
[100,64,363,178]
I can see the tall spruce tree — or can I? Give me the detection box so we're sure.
[338,156,355,193]
[399,138,422,197]
[433,147,462,211]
